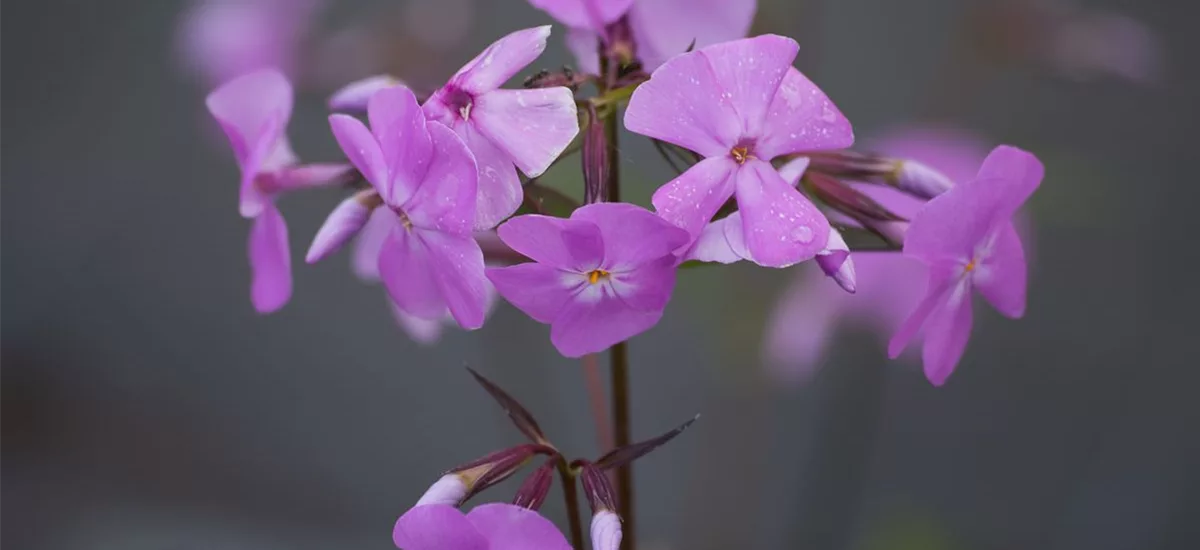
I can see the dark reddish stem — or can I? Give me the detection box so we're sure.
[556,458,585,549]
[583,354,615,452]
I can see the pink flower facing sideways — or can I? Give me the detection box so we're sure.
[528,0,757,73]
[307,85,490,329]
[888,146,1044,385]
[487,203,690,357]
[423,26,580,230]
[393,503,570,550]
[206,68,351,313]
[625,34,855,268]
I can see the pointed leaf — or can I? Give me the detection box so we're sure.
[595,415,699,471]
[467,367,549,444]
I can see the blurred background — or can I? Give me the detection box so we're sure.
[3,0,1198,548]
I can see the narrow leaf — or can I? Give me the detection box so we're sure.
[595,415,699,471]
[466,367,548,444]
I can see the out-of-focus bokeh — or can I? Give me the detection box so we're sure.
[3,0,1198,549]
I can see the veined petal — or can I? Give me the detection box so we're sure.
[472,88,579,178]
[417,229,489,330]
[393,504,487,550]
[487,263,580,324]
[467,503,572,550]
[527,0,633,30]
[328,74,402,112]
[368,86,433,204]
[306,191,377,264]
[610,256,678,312]
[457,122,523,230]
[452,26,552,94]
[698,34,798,138]
[551,293,662,357]
[248,202,292,313]
[734,159,830,267]
[922,282,974,386]
[972,223,1027,318]
[571,203,691,270]
[496,215,604,272]
[624,49,743,157]
[756,67,854,159]
[329,114,390,200]
[628,0,757,71]
[378,224,447,319]
[650,156,738,238]
[405,122,478,235]
[352,207,398,281]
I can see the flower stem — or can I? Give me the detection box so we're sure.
[611,340,634,550]
[556,458,585,549]
[583,354,615,452]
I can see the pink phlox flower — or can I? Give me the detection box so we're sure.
[888,145,1043,386]
[486,203,690,357]
[393,503,571,550]
[422,26,580,230]
[179,0,322,85]
[206,68,351,313]
[315,85,490,329]
[625,35,854,268]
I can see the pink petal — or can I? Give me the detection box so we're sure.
[389,298,445,345]
[472,88,579,178]
[698,35,797,139]
[887,267,960,359]
[734,159,830,267]
[393,504,487,550]
[973,145,1045,222]
[756,67,854,159]
[496,215,604,272]
[565,27,601,75]
[235,113,285,218]
[527,0,633,30]
[624,49,744,157]
[486,263,579,324]
[248,202,292,313]
[571,203,691,270]
[609,256,678,312]
[328,74,402,112]
[921,282,974,386]
[650,156,738,238]
[452,26,552,94]
[684,215,745,264]
[550,293,663,357]
[777,156,811,186]
[328,114,389,199]
[352,207,398,281]
[404,122,479,235]
[466,503,572,550]
[205,68,293,168]
[720,211,753,259]
[417,229,489,330]
[367,86,434,204]
[628,0,757,70]
[269,163,353,192]
[457,122,523,230]
[306,192,375,264]
[378,222,447,320]
[972,223,1027,319]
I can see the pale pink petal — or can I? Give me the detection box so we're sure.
[887,267,960,359]
[352,207,398,281]
[921,282,974,386]
[734,159,830,267]
[571,203,691,270]
[624,49,744,157]
[565,27,601,75]
[628,0,757,70]
[589,509,622,550]
[393,504,487,550]
[777,156,810,186]
[237,113,284,218]
[902,178,1007,265]
[367,86,433,204]
[972,145,1044,223]
[698,34,797,138]
[418,229,489,329]
[609,256,678,311]
[457,122,523,230]
[527,0,633,30]
[328,74,402,112]
[306,193,375,263]
[206,68,293,167]
[404,122,478,235]
[328,114,390,198]
[756,67,855,159]
[248,202,292,313]
[496,215,604,272]
[467,503,572,550]
[486,264,579,323]
[452,26,552,94]
[389,299,445,345]
[972,223,1027,319]
[720,211,752,260]
[472,88,579,178]
[551,294,662,357]
[684,215,744,263]
[378,225,447,319]
[650,156,738,237]
[269,163,353,192]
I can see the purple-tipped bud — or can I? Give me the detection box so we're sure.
[328,74,403,112]
[448,444,551,504]
[590,509,622,550]
[306,190,381,263]
[579,462,618,513]
[583,105,609,204]
[889,159,954,199]
[512,458,557,510]
[415,473,469,506]
[816,228,856,294]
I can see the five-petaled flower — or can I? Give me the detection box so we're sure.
[487,203,690,357]
[393,503,571,550]
[888,145,1043,386]
[206,68,351,313]
[423,26,580,230]
[625,34,855,268]
[311,85,491,329]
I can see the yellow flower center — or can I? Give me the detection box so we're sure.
[964,259,977,273]
[587,269,611,285]
[731,146,750,164]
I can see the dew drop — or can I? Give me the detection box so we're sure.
[792,225,813,243]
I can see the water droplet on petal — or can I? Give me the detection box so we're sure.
[792,225,813,243]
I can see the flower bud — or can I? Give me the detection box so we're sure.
[590,509,622,550]
[415,473,469,506]
[863,219,909,247]
[511,458,557,510]
[582,105,609,204]
[445,444,550,504]
[306,190,381,263]
[888,159,953,199]
[816,228,856,294]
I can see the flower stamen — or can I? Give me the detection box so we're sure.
[587,269,611,285]
[964,258,977,273]
[731,146,750,164]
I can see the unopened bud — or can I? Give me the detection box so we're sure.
[444,444,549,504]
[415,473,469,506]
[579,462,618,513]
[887,159,954,199]
[306,190,381,263]
[590,509,622,550]
[816,228,856,294]
[863,220,909,247]
[511,458,557,510]
[582,105,609,204]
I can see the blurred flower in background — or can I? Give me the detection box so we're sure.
[177,0,325,85]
